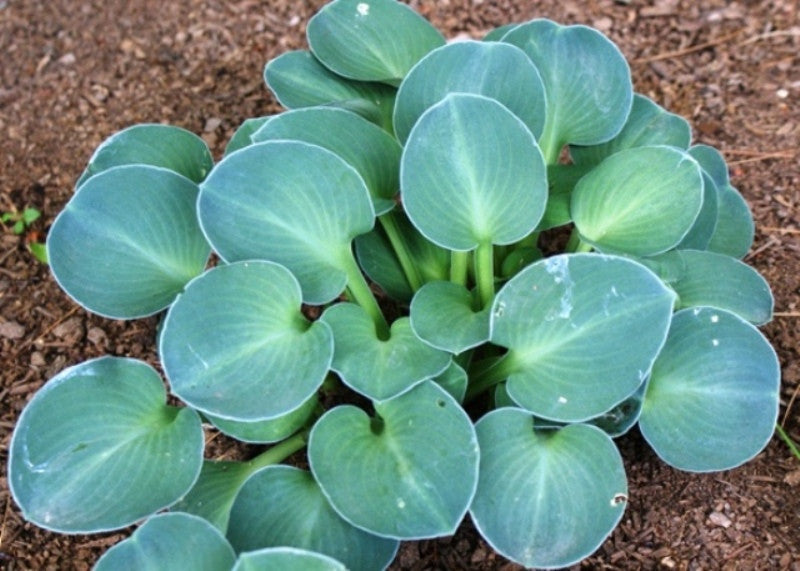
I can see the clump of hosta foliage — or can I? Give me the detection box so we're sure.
[10,0,780,568]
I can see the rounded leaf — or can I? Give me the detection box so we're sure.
[205,393,318,444]
[309,381,479,539]
[490,254,675,422]
[76,124,213,187]
[570,93,691,166]
[224,116,271,157]
[48,165,211,319]
[95,513,236,571]
[251,107,401,214]
[160,261,332,421]
[227,466,398,571]
[198,141,375,304]
[502,20,633,160]
[571,146,704,256]
[393,40,546,143]
[234,548,347,571]
[644,249,773,325]
[401,93,547,251]
[9,357,203,533]
[410,281,490,353]
[639,307,780,472]
[321,303,451,401]
[707,185,754,259]
[307,0,445,85]
[675,170,719,251]
[470,409,627,569]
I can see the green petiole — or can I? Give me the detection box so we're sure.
[379,211,423,292]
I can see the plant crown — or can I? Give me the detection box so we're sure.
[10,0,780,568]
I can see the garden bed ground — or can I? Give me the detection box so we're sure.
[1,0,798,569]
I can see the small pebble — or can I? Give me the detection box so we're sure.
[0,320,25,339]
[708,511,732,528]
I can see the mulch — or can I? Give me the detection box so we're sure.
[1,0,798,569]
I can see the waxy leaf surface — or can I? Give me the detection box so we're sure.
[572,146,704,256]
[401,93,547,251]
[639,307,780,471]
[205,393,318,444]
[321,303,450,401]
[9,357,203,533]
[491,254,675,422]
[309,381,479,539]
[707,185,754,258]
[470,409,627,569]
[393,40,546,143]
[502,20,632,161]
[49,165,210,319]
[569,93,691,166]
[233,548,347,571]
[410,281,490,353]
[644,250,773,325]
[264,50,396,129]
[94,513,235,571]
[674,170,719,251]
[227,466,398,571]
[307,0,445,85]
[198,141,375,304]
[76,124,213,187]
[160,261,332,421]
[252,107,401,214]
[224,116,270,156]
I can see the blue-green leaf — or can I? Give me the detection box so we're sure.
[393,40,546,143]
[470,409,627,568]
[307,0,445,85]
[502,20,633,162]
[205,393,318,444]
[233,547,347,571]
[675,170,719,251]
[9,357,203,533]
[643,249,773,325]
[707,184,754,259]
[251,107,401,215]
[95,513,235,571]
[224,116,271,157]
[490,254,675,422]
[571,146,704,256]
[198,141,375,304]
[321,303,450,401]
[76,124,213,188]
[227,466,398,571]
[160,261,332,421]
[309,381,479,539]
[570,93,691,166]
[401,93,547,251]
[48,165,210,319]
[639,307,780,472]
[410,281,490,353]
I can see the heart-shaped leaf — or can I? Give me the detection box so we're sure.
[9,357,203,533]
[160,261,332,421]
[643,250,773,325]
[233,548,347,571]
[198,140,375,304]
[264,50,397,130]
[571,146,704,256]
[205,393,318,444]
[401,93,547,251]
[48,165,210,319]
[172,461,254,533]
[502,20,633,163]
[309,381,479,539]
[227,466,398,571]
[410,281,490,353]
[470,409,627,569]
[251,107,401,215]
[94,513,236,571]
[76,124,213,188]
[570,93,691,166]
[490,254,675,422]
[321,303,450,401]
[393,40,546,143]
[639,307,780,472]
[307,0,445,85]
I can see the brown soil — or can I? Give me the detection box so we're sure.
[1,0,798,569]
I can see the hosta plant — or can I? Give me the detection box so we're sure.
[10,0,780,568]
